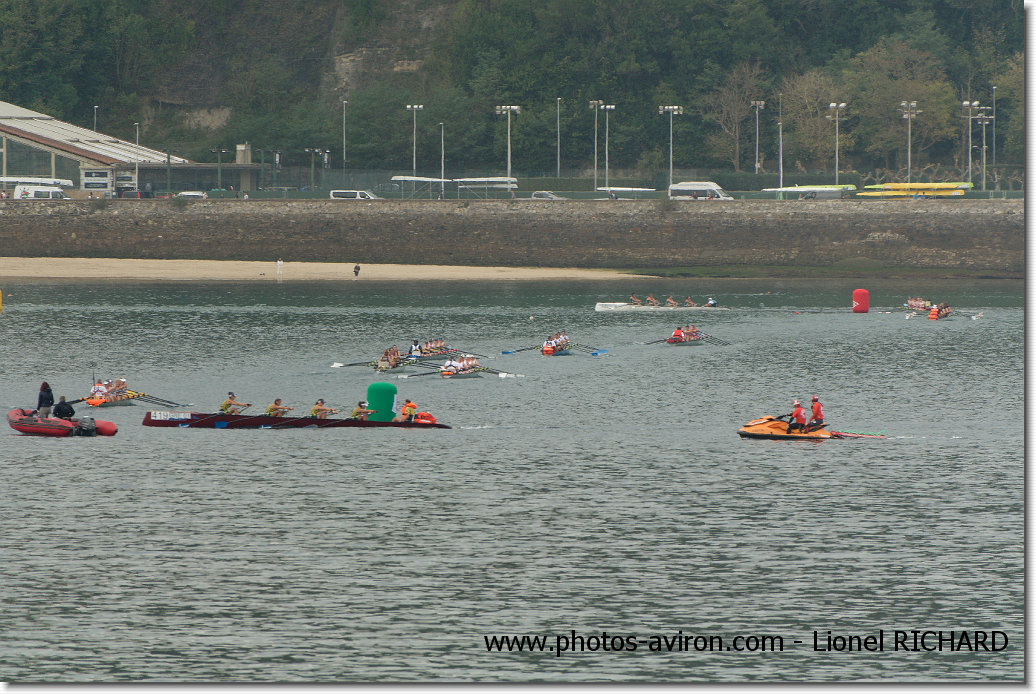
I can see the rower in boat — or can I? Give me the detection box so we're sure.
[265,398,294,417]
[937,302,952,319]
[705,297,718,307]
[349,401,376,421]
[671,326,685,341]
[646,293,660,306]
[441,356,462,374]
[685,324,701,340]
[408,340,423,357]
[220,392,251,415]
[309,399,338,419]
[90,380,108,398]
[629,293,642,306]
[665,295,678,307]
[683,296,697,307]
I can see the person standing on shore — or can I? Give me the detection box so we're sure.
[353,264,361,279]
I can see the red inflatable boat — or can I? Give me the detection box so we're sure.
[7,408,118,437]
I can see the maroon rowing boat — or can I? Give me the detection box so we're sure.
[142,410,451,429]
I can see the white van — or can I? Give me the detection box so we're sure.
[14,185,71,200]
[668,181,733,200]
[329,190,382,200]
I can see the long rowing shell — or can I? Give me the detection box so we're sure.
[142,410,451,429]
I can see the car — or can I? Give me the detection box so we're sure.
[118,190,155,199]
[176,191,207,199]
[530,190,567,200]
[329,190,382,200]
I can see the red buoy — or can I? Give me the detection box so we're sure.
[852,288,870,313]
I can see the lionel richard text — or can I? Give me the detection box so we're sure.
[812,630,1008,652]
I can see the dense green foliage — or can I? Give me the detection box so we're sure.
[0,0,1023,183]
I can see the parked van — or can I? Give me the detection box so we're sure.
[329,190,381,200]
[667,181,733,200]
[14,185,70,200]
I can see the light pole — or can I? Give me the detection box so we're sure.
[93,105,98,131]
[658,105,683,189]
[975,111,994,191]
[777,92,784,193]
[588,100,602,191]
[897,100,921,183]
[601,104,615,192]
[439,122,445,199]
[346,100,354,169]
[134,122,139,191]
[210,145,229,194]
[495,105,521,180]
[406,104,423,197]
[826,102,846,185]
[961,100,980,183]
[990,85,998,168]
[556,97,561,178]
[750,100,765,173]
[304,147,320,192]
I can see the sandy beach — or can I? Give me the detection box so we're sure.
[0,257,639,281]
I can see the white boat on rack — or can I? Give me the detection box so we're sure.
[594,302,730,312]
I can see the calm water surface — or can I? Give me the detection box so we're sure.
[0,278,1023,682]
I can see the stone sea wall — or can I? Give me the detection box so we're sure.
[0,198,1023,274]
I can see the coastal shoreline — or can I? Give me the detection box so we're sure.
[0,257,641,281]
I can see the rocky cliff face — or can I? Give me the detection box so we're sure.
[0,199,1022,276]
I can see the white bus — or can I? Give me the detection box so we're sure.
[668,181,733,200]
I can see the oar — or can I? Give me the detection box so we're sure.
[570,343,608,356]
[700,333,730,346]
[331,360,377,368]
[446,347,493,360]
[501,345,541,355]
[396,370,446,379]
[479,367,525,378]
[643,338,669,345]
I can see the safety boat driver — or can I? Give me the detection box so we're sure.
[786,400,808,434]
[806,395,824,431]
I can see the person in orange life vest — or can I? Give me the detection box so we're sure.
[393,398,417,422]
[786,400,808,434]
[928,306,939,320]
[671,326,684,341]
[806,395,824,431]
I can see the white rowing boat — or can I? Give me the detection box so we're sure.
[594,302,730,312]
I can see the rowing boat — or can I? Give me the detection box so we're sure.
[142,410,451,429]
[595,302,730,312]
[83,393,141,407]
[439,369,484,379]
[666,336,703,346]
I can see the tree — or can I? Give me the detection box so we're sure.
[700,61,764,171]
[839,38,958,171]
[778,70,840,174]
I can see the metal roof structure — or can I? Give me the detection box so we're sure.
[0,101,190,166]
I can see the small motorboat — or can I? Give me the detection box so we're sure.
[737,415,837,441]
[7,408,118,437]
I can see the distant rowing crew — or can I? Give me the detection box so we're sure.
[668,325,702,343]
[630,293,719,308]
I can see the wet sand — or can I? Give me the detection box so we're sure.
[0,258,639,281]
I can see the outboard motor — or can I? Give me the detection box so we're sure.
[75,416,97,437]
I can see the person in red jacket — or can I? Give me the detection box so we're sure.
[807,395,824,431]
[786,400,808,434]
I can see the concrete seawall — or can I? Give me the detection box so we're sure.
[0,198,1023,274]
